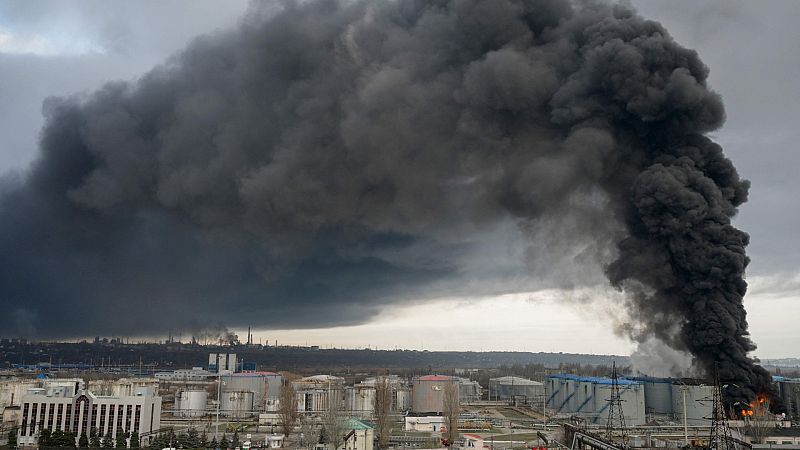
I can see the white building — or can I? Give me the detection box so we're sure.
[342,418,374,450]
[88,379,159,397]
[209,353,237,374]
[405,415,445,432]
[0,379,39,413]
[17,384,162,447]
[154,367,214,381]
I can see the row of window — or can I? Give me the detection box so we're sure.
[20,399,142,438]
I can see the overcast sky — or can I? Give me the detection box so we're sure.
[0,0,798,358]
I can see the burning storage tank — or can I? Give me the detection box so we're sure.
[175,389,208,417]
[221,372,283,412]
[411,375,458,414]
[221,390,254,418]
[546,374,646,426]
[489,376,543,404]
[671,383,713,425]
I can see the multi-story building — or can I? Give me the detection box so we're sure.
[17,383,161,447]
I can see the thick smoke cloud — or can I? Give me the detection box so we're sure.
[0,0,772,403]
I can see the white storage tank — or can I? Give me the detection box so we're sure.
[222,390,254,418]
[671,384,713,425]
[176,389,208,417]
[635,377,674,415]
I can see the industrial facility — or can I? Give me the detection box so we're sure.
[547,374,647,425]
[2,342,799,450]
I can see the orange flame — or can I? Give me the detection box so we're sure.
[741,393,769,417]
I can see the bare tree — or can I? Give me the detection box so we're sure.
[443,379,460,449]
[325,388,347,450]
[374,377,393,449]
[299,416,319,450]
[279,382,299,444]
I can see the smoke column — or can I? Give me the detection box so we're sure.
[0,0,773,403]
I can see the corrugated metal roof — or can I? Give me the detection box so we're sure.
[489,376,543,386]
[547,373,642,386]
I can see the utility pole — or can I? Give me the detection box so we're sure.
[604,361,627,447]
[681,384,689,446]
[543,369,547,428]
[709,369,734,450]
[216,370,221,440]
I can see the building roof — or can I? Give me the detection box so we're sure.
[417,375,454,381]
[746,428,800,437]
[231,371,281,377]
[489,376,543,386]
[345,418,374,430]
[547,374,642,386]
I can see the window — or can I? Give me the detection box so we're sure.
[57,404,64,430]
[134,405,141,433]
[65,404,72,431]
[31,403,38,435]
[48,403,55,430]
[100,405,106,435]
[21,403,29,436]
[125,405,132,431]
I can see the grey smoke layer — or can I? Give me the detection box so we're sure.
[0,0,771,402]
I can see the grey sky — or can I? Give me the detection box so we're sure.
[0,0,797,358]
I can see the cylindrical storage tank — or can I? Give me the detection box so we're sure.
[671,384,713,425]
[642,379,673,415]
[395,388,412,411]
[222,390,254,418]
[176,389,208,417]
[411,375,454,413]
[223,373,284,413]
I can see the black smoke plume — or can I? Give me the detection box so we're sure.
[0,0,772,404]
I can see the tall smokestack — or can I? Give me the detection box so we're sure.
[0,0,774,406]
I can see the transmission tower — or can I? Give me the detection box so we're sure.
[709,369,736,450]
[604,361,628,447]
